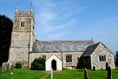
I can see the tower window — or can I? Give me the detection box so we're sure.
[66,54,72,62]
[33,25,34,29]
[21,21,25,27]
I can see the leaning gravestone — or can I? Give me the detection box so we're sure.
[84,68,89,79]
[2,62,9,72]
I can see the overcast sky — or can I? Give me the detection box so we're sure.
[0,0,118,54]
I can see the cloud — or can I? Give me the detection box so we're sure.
[43,19,76,32]
[31,0,85,39]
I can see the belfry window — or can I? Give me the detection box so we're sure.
[66,54,72,62]
[33,25,34,29]
[21,21,25,27]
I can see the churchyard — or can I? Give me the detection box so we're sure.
[0,67,118,79]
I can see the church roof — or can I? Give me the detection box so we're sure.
[82,42,113,56]
[82,42,100,56]
[32,40,94,53]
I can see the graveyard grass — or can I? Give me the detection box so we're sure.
[0,67,46,79]
[0,67,118,79]
[47,69,118,79]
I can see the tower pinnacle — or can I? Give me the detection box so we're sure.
[30,2,33,12]
[15,2,18,13]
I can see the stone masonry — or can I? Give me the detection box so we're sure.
[8,4,35,68]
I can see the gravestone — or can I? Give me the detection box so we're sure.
[84,68,89,79]
[106,62,109,70]
[2,62,9,72]
[93,66,95,71]
[107,66,112,79]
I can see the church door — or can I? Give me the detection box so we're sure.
[51,60,57,70]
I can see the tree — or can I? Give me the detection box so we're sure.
[0,15,13,65]
[31,57,46,70]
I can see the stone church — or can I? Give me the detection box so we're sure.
[8,5,115,71]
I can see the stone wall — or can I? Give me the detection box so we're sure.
[62,52,83,68]
[9,32,31,67]
[9,48,29,67]
[10,32,30,47]
[8,10,35,68]
[91,43,115,69]
[29,52,84,69]
[13,17,32,31]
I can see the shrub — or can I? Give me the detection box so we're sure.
[15,62,22,68]
[31,57,45,70]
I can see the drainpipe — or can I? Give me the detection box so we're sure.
[61,51,63,70]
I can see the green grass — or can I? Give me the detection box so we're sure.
[47,69,118,79]
[0,67,46,79]
[47,69,83,79]
[0,67,118,79]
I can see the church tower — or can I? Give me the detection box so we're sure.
[8,3,35,67]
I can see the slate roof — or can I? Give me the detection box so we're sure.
[32,40,94,53]
[82,42,100,56]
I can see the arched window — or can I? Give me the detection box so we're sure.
[66,54,72,62]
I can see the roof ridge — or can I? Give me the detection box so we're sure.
[34,40,94,42]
